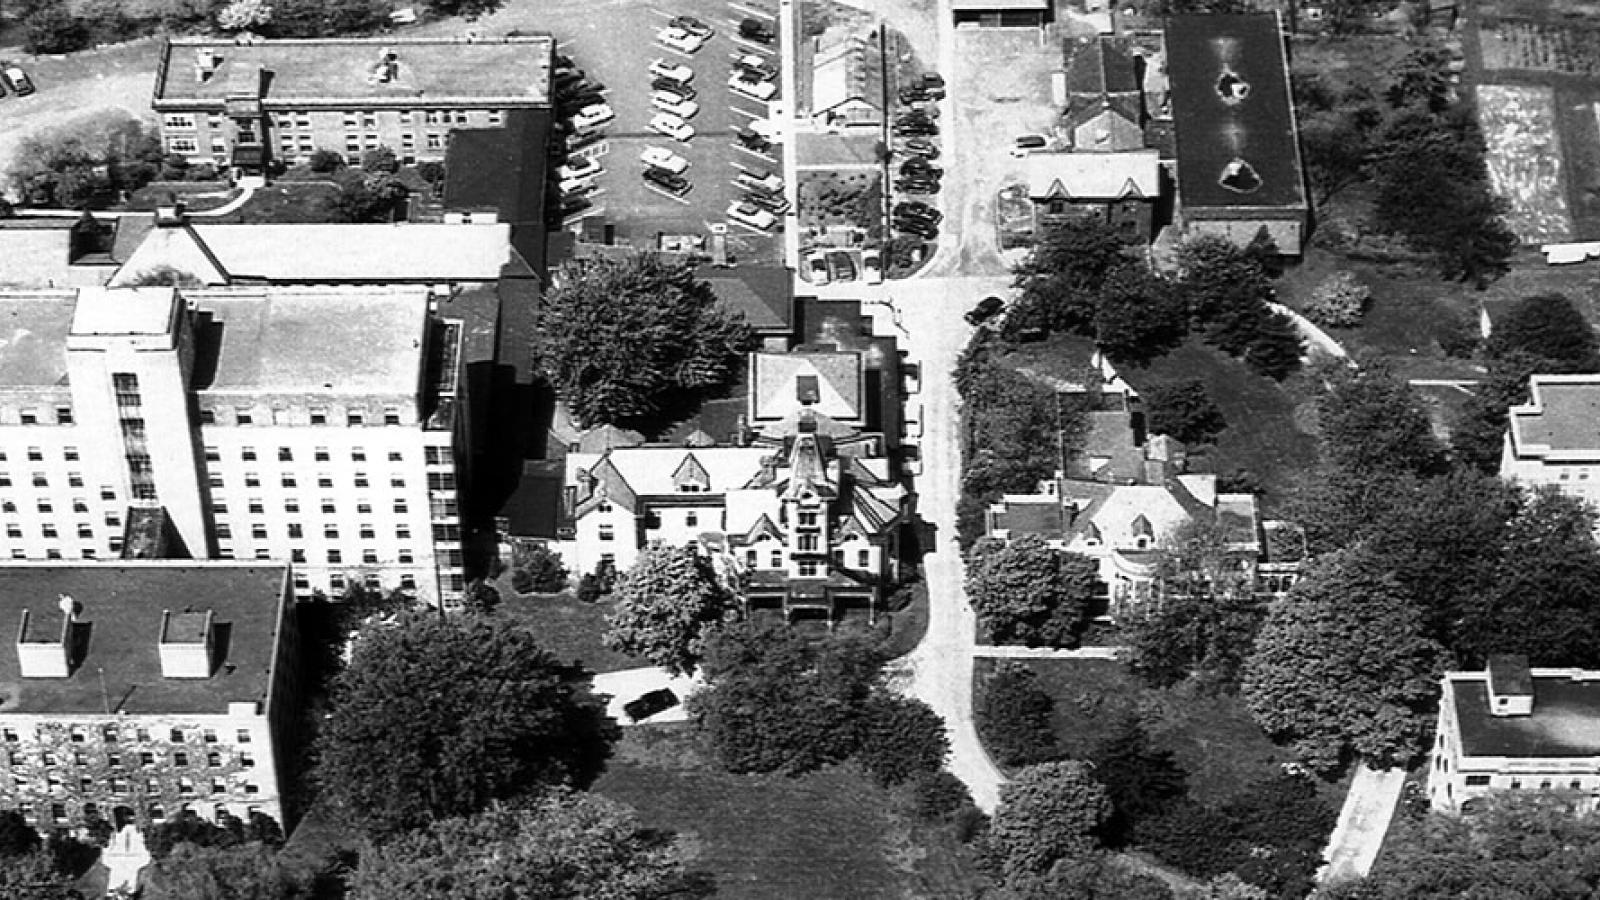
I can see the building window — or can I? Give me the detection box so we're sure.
[248,500,264,515]
[746,550,757,568]
[325,525,340,539]
[288,524,303,539]
[798,560,820,576]
[244,473,261,488]
[348,411,365,426]
[858,549,870,568]
[388,451,403,463]
[278,447,293,462]
[328,550,343,564]
[397,525,411,540]
[291,549,306,563]
[383,407,401,425]
[798,511,818,527]
[798,535,818,552]
[235,407,253,425]
[310,408,327,425]
[394,500,408,514]
[205,446,221,462]
[359,525,375,539]
[282,475,297,488]
[363,549,379,564]
[770,550,782,567]
[686,512,698,527]
[56,406,72,424]
[321,500,336,514]
[285,499,300,514]
[163,113,196,129]
[168,137,199,153]
[237,730,251,744]
[251,525,267,539]
[354,473,369,488]
[173,752,188,767]
[398,550,414,564]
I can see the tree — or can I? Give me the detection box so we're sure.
[358,145,399,174]
[985,761,1111,879]
[216,0,273,31]
[140,841,311,900]
[511,545,569,593]
[327,171,407,222]
[0,811,38,858]
[965,535,1098,647]
[306,149,345,173]
[460,579,500,615]
[1186,874,1270,900]
[1242,549,1448,773]
[1127,520,1265,690]
[126,265,204,288]
[1486,292,1600,372]
[691,622,882,775]
[269,0,387,35]
[1317,367,1447,479]
[1143,378,1225,445]
[7,112,165,209]
[1304,271,1372,329]
[420,0,505,18]
[316,611,619,837]
[1094,264,1188,365]
[999,852,1175,900]
[22,5,89,54]
[857,693,948,787]
[537,254,753,430]
[1087,715,1189,847]
[1240,307,1304,379]
[976,664,1061,768]
[0,849,78,900]
[350,792,691,900]
[1012,218,1136,335]
[603,544,739,676]
[1221,774,1335,897]
[1175,235,1274,328]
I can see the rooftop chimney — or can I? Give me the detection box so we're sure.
[158,609,215,679]
[1487,654,1534,717]
[16,609,70,679]
[194,47,219,83]
[154,194,186,227]
[368,47,400,84]
[796,374,820,406]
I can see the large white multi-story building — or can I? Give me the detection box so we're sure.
[0,282,474,604]
[0,561,302,832]
[1500,374,1600,514]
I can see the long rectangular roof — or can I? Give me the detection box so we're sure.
[155,36,553,107]
[1452,674,1600,759]
[1022,150,1160,201]
[0,563,288,715]
[189,223,518,282]
[1164,13,1306,211]
[1509,375,1600,460]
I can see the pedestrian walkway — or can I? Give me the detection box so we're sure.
[102,823,150,894]
[973,645,1123,660]
[1318,764,1406,885]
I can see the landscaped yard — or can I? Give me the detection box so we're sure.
[594,725,989,900]
[209,181,343,224]
[495,586,651,674]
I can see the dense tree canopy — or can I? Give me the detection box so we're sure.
[1317,367,1448,478]
[857,692,950,787]
[985,761,1111,879]
[7,112,165,209]
[604,545,739,675]
[141,842,310,900]
[995,852,1175,900]
[350,793,691,900]
[965,535,1099,647]
[1142,378,1226,445]
[1242,549,1448,773]
[317,612,618,837]
[538,254,753,430]
[1486,292,1600,372]
[1087,715,1189,847]
[975,664,1062,769]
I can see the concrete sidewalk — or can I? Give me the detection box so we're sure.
[974,645,1124,660]
[1318,764,1407,885]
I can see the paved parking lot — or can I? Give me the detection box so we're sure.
[552,0,786,258]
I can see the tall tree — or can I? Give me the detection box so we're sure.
[856,693,949,787]
[1094,264,1188,366]
[976,664,1062,769]
[350,793,691,900]
[604,545,739,676]
[1142,378,1226,445]
[537,254,753,430]
[1242,548,1447,773]
[1486,292,1600,372]
[966,535,1099,647]
[1011,218,1137,336]
[985,761,1111,879]
[316,611,619,837]
[1316,367,1447,478]
[1087,715,1189,847]
[0,849,78,900]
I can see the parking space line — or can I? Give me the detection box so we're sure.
[729,220,772,235]
[731,36,776,54]
[730,2,776,21]
[642,184,695,205]
[654,43,700,59]
[728,105,762,120]
[731,144,779,164]
[646,7,674,18]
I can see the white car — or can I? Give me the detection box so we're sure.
[570,103,615,130]
[736,169,783,193]
[649,59,693,83]
[862,248,883,285]
[728,74,778,101]
[640,146,690,175]
[733,54,778,81]
[650,91,700,119]
[648,112,696,143]
[727,201,776,230]
[556,156,602,182]
[806,250,830,285]
[657,26,707,54]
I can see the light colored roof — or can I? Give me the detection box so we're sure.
[751,351,862,422]
[1022,150,1160,201]
[568,447,772,498]
[71,286,179,337]
[0,230,111,289]
[1509,374,1600,460]
[811,28,883,115]
[189,286,430,395]
[154,36,553,107]
[0,294,75,387]
[115,223,515,284]
[1068,481,1205,548]
[952,0,1048,8]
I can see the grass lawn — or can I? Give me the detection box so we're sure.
[594,725,990,900]
[210,181,342,224]
[978,657,1293,807]
[495,586,650,674]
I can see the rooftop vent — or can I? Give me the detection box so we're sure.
[1215,69,1250,104]
[16,608,71,679]
[1218,158,1261,194]
[368,47,400,85]
[194,47,219,83]
[1487,653,1534,717]
[796,374,820,405]
[158,609,215,679]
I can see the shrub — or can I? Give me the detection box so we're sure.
[953,806,988,844]
[308,149,346,173]
[516,546,570,593]
[1304,271,1371,328]
[23,6,92,54]
[908,771,972,823]
[975,664,1061,769]
[360,146,400,174]
[857,693,949,787]
[577,573,604,603]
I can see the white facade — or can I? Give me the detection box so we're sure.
[1500,374,1600,516]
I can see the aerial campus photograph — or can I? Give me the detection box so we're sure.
[2,0,1600,895]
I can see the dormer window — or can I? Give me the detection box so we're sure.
[597,502,613,513]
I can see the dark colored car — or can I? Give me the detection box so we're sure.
[826,249,857,282]
[737,57,779,82]
[893,217,939,239]
[899,137,939,159]
[644,167,693,196]
[742,189,789,214]
[899,85,932,104]
[651,77,697,100]
[557,194,593,220]
[895,179,940,195]
[740,17,776,43]
[566,130,604,153]
[892,120,939,137]
[554,53,576,70]
[623,688,680,723]
[736,128,773,153]
[556,78,603,100]
[893,201,943,224]
[669,15,714,38]
[556,92,606,117]
[901,158,942,178]
[965,295,1004,326]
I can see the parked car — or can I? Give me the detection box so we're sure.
[965,295,1004,326]
[894,178,940,195]
[728,201,777,230]
[901,158,943,178]
[826,250,857,283]
[650,91,699,119]
[557,194,593,220]
[893,217,939,239]
[648,111,696,142]
[899,85,933,104]
[736,169,784,193]
[566,129,604,153]
[657,26,707,54]
[558,156,602,180]
[734,54,778,81]
[862,247,883,285]
[899,137,939,159]
[728,73,778,101]
[569,103,615,129]
[742,189,789,215]
[651,77,696,100]
[806,250,831,285]
[892,117,938,137]
[623,688,679,723]
[557,91,607,116]
[1010,133,1049,157]
[554,53,576,71]
[649,59,694,83]
[918,72,945,91]
[739,17,776,43]
[669,15,714,38]
[643,167,693,197]
[640,146,690,175]
[893,201,942,224]
[553,68,588,89]
[735,128,773,153]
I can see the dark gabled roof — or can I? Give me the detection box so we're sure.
[443,109,553,225]
[1164,13,1306,211]
[1064,37,1139,97]
[696,264,794,334]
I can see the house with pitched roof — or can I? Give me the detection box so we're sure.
[1059,37,1147,153]
[1429,654,1600,813]
[1500,374,1600,521]
[806,24,886,130]
[1020,150,1161,243]
[555,347,907,619]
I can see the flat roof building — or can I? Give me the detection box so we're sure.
[1500,374,1600,529]
[151,36,553,171]
[0,561,301,833]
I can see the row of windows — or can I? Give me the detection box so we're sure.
[0,406,73,426]
[13,801,265,827]
[9,548,106,561]
[7,748,254,769]
[0,471,89,489]
[199,406,405,427]
[207,446,445,465]
[0,446,79,463]
[210,472,455,492]
[1463,774,1590,791]
[215,498,418,518]
[291,571,432,596]
[3,726,251,745]
[221,546,418,566]
[2,499,114,517]
[5,523,100,539]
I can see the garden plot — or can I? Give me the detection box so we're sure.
[1479,19,1600,76]
[1478,84,1573,243]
